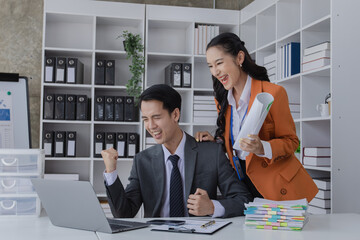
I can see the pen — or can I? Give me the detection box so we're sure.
[201,220,215,228]
[168,227,195,233]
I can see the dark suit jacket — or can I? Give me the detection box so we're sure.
[105,133,252,218]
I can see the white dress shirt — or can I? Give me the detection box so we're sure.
[227,75,272,160]
[104,131,225,217]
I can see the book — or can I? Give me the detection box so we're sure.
[193,95,214,101]
[304,147,331,157]
[309,197,331,208]
[264,61,276,70]
[303,49,330,63]
[315,189,331,199]
[194,28,199,55]
[303,156,330,166]
[289,103,300,112]
[307,205,330,215]
[193,104,217,111]
[264,52,276,64]
[267,67,276,75]
[193,100,215,105]
[193,110,218,117]
[289,42,300,76]
[313,178,331,190]
[302,58,330,72]
[193,116,217,124]
[304,41,330,56]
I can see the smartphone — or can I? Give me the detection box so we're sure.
[146,219,185,226]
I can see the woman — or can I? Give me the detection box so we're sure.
[196,32,318,202]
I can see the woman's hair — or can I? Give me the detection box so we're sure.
[206,32,270,145]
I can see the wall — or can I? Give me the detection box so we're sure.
[0,0,252,148]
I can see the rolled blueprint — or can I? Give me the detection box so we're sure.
[233,92,274,159]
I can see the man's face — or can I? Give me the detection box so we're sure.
[141,100,180,145]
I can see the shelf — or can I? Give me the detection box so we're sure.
[93,85,127,90]
[147,52,192,61]
[42,120,91,124]
[93,121,140,125]
[44,83,92,89]
[302,65,330,77]
[93,158,133,161]
[301,116,331,122]
[45,157,91,161]
[303,165,331,172]
[44,47,93,55]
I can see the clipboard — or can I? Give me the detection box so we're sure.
[0,73,31,148]
[151,220,232,235]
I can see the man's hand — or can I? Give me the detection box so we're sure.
[101,148,118,173]
[187,188,214,216]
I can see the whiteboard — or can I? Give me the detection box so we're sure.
[0,76,31,148]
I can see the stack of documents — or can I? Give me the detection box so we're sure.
[263,53,276,82]
[244,198,308,231]
[193,95,217,124]
[309,178,331,214]
[302,41,330,72]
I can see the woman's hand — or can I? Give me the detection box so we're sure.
[239,134,264,155]
[195,131,215,142]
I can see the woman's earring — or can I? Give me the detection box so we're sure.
[240,64,242,67]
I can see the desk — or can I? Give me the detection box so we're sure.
[0,215,97,240]
[97,214,360,240]
[1,214,359,240]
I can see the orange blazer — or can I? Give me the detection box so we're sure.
[218,79,318,202]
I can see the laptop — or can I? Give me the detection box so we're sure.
[31,178,149,234]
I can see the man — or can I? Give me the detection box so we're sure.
[102,84,252,218]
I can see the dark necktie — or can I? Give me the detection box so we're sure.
[169,154,184,217]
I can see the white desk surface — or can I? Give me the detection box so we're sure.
[0,215,97,240]
[1,213,359,240]
[97,213,360,240]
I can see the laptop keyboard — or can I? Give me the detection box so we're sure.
[107,219,148,232]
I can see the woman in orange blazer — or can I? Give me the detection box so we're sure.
[196,33,318,202]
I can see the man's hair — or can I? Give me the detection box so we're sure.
[139,84,182,114]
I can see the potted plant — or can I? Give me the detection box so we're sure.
[119,30,145,104]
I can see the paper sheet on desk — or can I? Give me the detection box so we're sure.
[233,92,274,159]
[151,220,231,234]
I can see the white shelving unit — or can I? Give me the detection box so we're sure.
[41,0,145,199]
[240,0,335,213]
[40,0,360,215]
[145,5,240,141]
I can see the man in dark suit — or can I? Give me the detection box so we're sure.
[102,84,252,218]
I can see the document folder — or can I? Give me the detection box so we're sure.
[114,96,124,121]
[54,131,66,157]
[182,63,192,88]
[65,131,76,157]
[105,60,115,85]
[105,132,115,150]
[76,95,89,120]
[43,93,54,119]
[67,58,84,84]
[43,131,54,157]
[54,94,65,120]
[94,132,105,158]
[104,96,114,121]
[127,133,139,158]
[94,96,105,121]
[165,63,182,87]
[55,57,66,83]
[116,133,127,158]
[124,96,136,122]
[44,57,55,83]
[95,60,105,85]
[65,95,76,120]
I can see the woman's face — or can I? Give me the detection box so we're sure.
[206,46,244,90]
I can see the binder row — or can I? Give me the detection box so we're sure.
[279,42,300,79]
[43,131,77,157]
[44,57,84,84]
[94,132,139,158]
[165,63,192,88]
[94,95,138,122]
[95,59,115,85]
[44,94,90,120]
